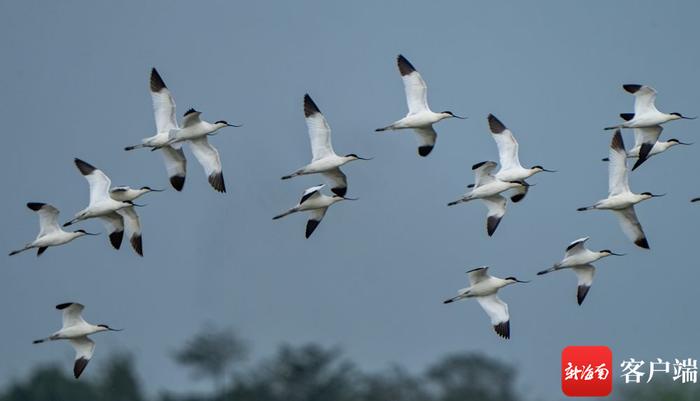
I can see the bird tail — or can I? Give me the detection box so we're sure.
[272,209,296,220]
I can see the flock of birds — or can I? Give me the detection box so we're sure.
[8,54,700,379]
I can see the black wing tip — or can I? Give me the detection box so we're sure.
[74,158,96,176]
[305,219,321,238]
[74,357,89,379]
[397,54,416,76]
[27,202,46,211]
[150,68,167,92]
[109,231,124,250]
[494,321,510,339]
[131,235,143,257]
[466,266,486,273]
[330,186,347,197]
[487,114,506,134]
[510,193,525,203]
[472,161,490,170]
[418,145,433,157]
[208,173,226,193]
[611,131,625,152]
[303,94,321,117]
[183,108,198,117]
[56,302,74,310]
[170,175,185,191]
[619,113,635,121]
[623,84,642,94]
[37,247,47,256]
[577,285,591,305]
[632,143,654,171]
[635,237,650,249]
[486,216,501,237]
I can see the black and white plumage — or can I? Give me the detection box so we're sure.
[605,84,695,131]
[272,184,353,238]
[443,267,528,339]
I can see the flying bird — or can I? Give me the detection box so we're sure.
[124,68,188,191]
[105,184,162,256]
[447,161,529,236]
[443,267,528,339]
[154,107,241,193]
[601,124,691,171]
[577,131,663,249]
[605,84,695,130]
[281,94,371,196]
[9,203,98,256]
[272,184,355,238]
[63,159,140,253]
[537,237,624,305]
[33,303,121,379]
[486,114,555,202]
[375,54,465,157]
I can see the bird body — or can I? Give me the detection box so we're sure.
[604,84,694,130]
[375,55,464,157]
[273,184,351,238]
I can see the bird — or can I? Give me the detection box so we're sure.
[486,114,555,202]
[604,84,695,130]
[33,303,121,379]
[447,161,529,236]
[63,159,141,253]
[536,237,624,305]
[281,94,371,196]
[600,125,691,171]
[577,131,663,249]
[443,267,528,339]
[9,203,98,256]
[375,54,465,157]
[124,68,188,192]
[272,184,355,238]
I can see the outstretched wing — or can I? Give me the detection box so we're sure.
[160,146,187,191]
[27,203,61,237]
[631,125,663,171]
[98,212,124,250]
[117,206,142,256]
[414,126,437,157]
[69,336,95,379]
[74,159,111,205]
[467,266,490,286]
[564,237,590,258]
[612,206,649,249]
[488,114,522,171]
[472,161,498,188]
[304,94,335,161]
[305,207,328,238]
[299,184,325,205]
[189,137,225,193]
[476,294,510,339]
[321,168,347,197]
[181,108,202,128]
[397,55,429,114]
[150,68,178,133]
[608,131,630,196]
[57,302,86,329]
[623,84,658,115]
[481,195,506,237]
[572,264,595,305]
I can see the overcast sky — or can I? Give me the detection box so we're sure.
[1,1,699,399]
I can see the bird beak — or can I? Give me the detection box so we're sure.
[148,188,165,192]
[692,198,700,203]
[609,252,625,256]
[541,168,557,172]
[342,197,359,201]
[650,193,666,198]
[84,232,100,236]
[452,114,467,119]
[131,203,147,207]
[226,123,242,127]
[108,327,124,332]
[356,156,373,160]
[521,182,535,187]
[681,115,697,120]
[514,279,530,283]
[678,141,693,145]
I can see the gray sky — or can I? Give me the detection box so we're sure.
[1,0,699,399]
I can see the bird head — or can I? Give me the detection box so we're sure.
[439,111,466,120]
[670,112,696,121]
[640,191,664,200]
[504,276,530,285]
[73,229,99,236]
[214,120,242,129]
[599,249,625,257]
[667,138,693,147]
[344,153,372,161]
[530,165,557,173]
[97,324,122,332]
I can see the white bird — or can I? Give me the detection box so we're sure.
[447,161,529,236]
[281,94,371,196]
[375,54,465,157]
[601,124,691,171]
[9,203,98,256]
[605,84,695,130]
[155,107,240,193]
[536,237,624,305]
[272,184,355,238]
[33,303,121,379]
[486,114,555,202]
[63,159,142,255]
[443,267,528,339]
[577,131,663,249]
[124,68,188,192]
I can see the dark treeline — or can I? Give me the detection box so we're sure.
[0,326,696,401]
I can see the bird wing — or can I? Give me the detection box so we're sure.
[160,146,187,191]
[117,206,142,256]
[99,212,124,249]
[69,336,95,379]
[572,264,596,305]
[608,131,630,196]
[29,203,60,237]
[487,115,522,171]
[472,161,498,188]
[299,184,325,205]
[150,68,178,133]
[58,302,86,329]
[564,237,590,258]
[189,137,225,192]
[467,266,490,286]
[305,207,328,238]
[74,159,112,205]
[476,294,510,338]
[304,95,334,161]
[625,84,658,115]
[481,195,506,237]
[632,126,663,148]
[612,206,648,249]
[181,109,202,128]
[397,55,429,114]
[414,126,437,156]
[321,168,347,197]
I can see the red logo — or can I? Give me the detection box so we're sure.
[562,346,613,397]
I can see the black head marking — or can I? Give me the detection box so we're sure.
[671,112,682,117]
[641,192,653,196]
[214,120,228,125]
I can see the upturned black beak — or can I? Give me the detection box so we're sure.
[342,197,359,201]
[452,114,467,119]
[514,279,530,283]
[226,123,242,127]
[609,252,625,256]
[108,327,124,332]
[678,141,693,145]
[650,193,665,198]
[148,188,165,192]
[84,232,100,236]
[541,168,557,172]
[131,203,147,207]
[692,198,700,203]
[681,115,697,120]
[356,156,373,160]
